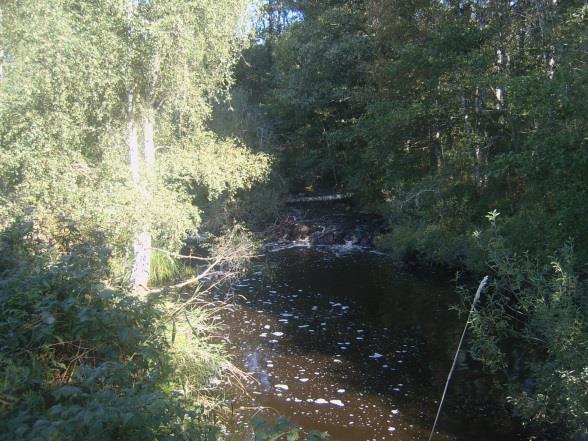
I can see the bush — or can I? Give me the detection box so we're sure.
[0,223,230,441]
[463,216,588,438]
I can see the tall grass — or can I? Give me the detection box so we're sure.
[150,249,193,286]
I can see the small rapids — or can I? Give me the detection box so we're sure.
[216,245,522,441]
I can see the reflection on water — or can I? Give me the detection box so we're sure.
[216,247,521,441]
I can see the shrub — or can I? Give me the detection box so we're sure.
[0,223,231,441]
[464,216,588,438]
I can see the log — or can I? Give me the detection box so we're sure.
[287,193,354,204]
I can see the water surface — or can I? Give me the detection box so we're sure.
[217,246,521,440]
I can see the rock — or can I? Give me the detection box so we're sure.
[290,223,314,241]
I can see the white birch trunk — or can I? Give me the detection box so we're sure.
[131,230,151,292]
[495,49,504,110]
[127,0,151,294]
[128,96,140,186]
[128,94,151,293]
[0,8,4,83]
[474,145,483,189]
[144,108,155,175]
[129,107,156,294]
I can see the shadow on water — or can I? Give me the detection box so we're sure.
[217,246,523,441]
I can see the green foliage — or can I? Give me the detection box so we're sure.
[159,131,272,204]
[461,217,588,438]
[238,0,588,263]
[252,416,331,441]
[0,224,230,440]
[200,176,287,233]
[149,250,190,286]
[0,0,271,282]
[0,0,272,439]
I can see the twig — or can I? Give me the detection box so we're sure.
[166,272,235,318]
[400,188,440,209]
[428,276,489,441]
[152,247,212,262]
[148,254,226,295]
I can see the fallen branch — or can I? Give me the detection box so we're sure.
[152,247,212,262]
[166,272,236,319]
[400,188,440,209]
[147,254,225,295]
[287,192,354,204]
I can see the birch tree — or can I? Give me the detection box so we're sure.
[0,0,270,292]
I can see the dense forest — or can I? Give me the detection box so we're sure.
[0,0,587,440]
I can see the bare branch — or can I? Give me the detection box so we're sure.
[152,247,212,262]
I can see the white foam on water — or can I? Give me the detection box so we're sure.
[265,241,311,253]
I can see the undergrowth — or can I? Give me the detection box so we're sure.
[0,222,237,441]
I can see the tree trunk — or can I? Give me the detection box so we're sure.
[495,48,504,110]
[430,130,443,171]
[128,96,140,186]
[1,8,4,83]
[131,230,151,293]
[130,107,156,294]
[144,108,155,175]
[126,0,151,295]
[128,94,151,293]
[474,145,483,189]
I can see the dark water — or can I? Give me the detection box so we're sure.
[217,245,522,441]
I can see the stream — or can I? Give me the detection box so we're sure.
[216,244,522,440]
